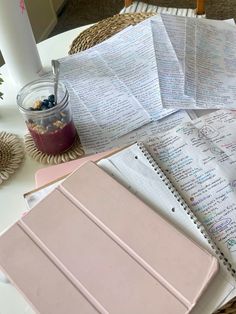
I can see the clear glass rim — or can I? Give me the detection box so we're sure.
[16,78,69,116]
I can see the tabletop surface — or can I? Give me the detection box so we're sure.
[0,24,90,314]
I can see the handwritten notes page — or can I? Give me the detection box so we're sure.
[184,18,196,99]
[195,19,236,109]
[156,15,236,110]
[151,16,196,109]
[115,110,193,148]
[62,83,119,154]
[146,110,236,267]
[184,18,236,109]
[160,14,186,69]
[94,20,175,121]
[59,50,151,138]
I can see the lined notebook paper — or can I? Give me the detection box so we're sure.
[0,162,218,314]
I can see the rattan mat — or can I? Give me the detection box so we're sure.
[69,13,155,54]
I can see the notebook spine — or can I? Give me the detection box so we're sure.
[137,142,236,279]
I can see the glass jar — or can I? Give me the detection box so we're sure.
[17,79,77,155]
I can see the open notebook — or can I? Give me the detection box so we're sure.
[0,161,218,314]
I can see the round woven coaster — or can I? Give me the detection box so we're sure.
[24,133,84,165]
[0,132,24,185]
[69,12,155,54]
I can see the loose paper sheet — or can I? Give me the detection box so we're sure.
[195,19,236,109]
[184,17,196,99]
[185,18,236,102]
[146,110,236,268]
[160,14,186,69]
[151,16,196,109]
[94,19,176,121]
[63,85,117,154]
[59,50,151,138]
[114,110,193,148]
[184,18,236,109]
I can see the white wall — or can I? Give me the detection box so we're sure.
[52,0,66,13]
[0,0,64,66]
[25,0,57,43]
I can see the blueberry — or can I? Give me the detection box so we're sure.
[48,94,55,103]
[40,99,49,110]
[43,99,50,105]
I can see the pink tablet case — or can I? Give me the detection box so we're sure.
[0,162,218,314]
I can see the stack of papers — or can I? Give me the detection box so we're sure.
[57,14,236,154]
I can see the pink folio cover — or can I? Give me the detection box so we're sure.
[34,149,115,188]
[0,162,218,314]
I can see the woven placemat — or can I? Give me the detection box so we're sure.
[69,12,155,54]
[0,132,24,184]
[24,133,84,165]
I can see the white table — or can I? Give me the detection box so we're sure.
[0,25,90,314]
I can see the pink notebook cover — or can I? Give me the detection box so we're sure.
[35,150,115,188]
[0,162,218,314]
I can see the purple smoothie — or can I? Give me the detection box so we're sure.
[29,120,77,155]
